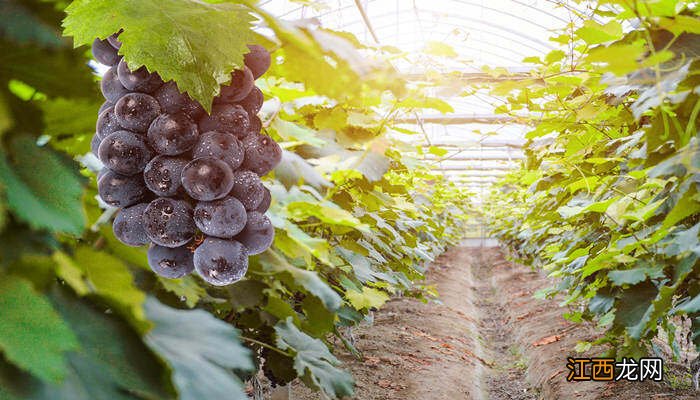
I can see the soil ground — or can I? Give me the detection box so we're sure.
[280,245,698,399]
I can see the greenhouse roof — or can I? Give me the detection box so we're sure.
[262,0,583,190]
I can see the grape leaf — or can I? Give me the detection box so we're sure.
[0,137,86,236]
[39,97,100,156]
[143,297,254,400]
[0,275,78,383]
[0,287,171,400]
[345,286,389,310]
[53,247,148,330]
[275,318,354,398]
[258,250,342,311]
[62,0,257,111]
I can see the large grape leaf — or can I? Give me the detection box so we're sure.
[275,318,354,398]
[0,275,78,383]
[53,247,148,330]
[258,249,342,311]
[62,0,257,111]
[0,136,86,235]
[143,298,254,400]
[0,287,171,400]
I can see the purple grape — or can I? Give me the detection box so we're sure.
[192,131,244,171]
[194,196,247,239]
[235,211,274,255]
[248,115,262,135]
[143,197,195,248]
[113,203,149,247]
[153,81,205,120]
[107,32,122,49]
[98,130,152,175]
[148,244,194,279]
[117,58,163,93]
[193,238,248,286]
[198,104,249,139]
[239,86,263,116]
[99,101,114,115]
[96,106,122,139]
[98,170,147,207]
[256,187,271,213]
[215,67,254,104]
[244,44,271,79]
[91,133,101,156]
[181,157,234,201]
[147,113,199,155]
[230,170,264,210]
[92,38,120,66]
[241,134,282,176]
[101,66,129,103]
[114,93,161,132]
[143,155,188,197]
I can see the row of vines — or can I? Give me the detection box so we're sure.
[0,0,467,399]
[486,0,700,359]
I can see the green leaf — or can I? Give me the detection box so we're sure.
[63,0,257,111]
[158,276,207,308]
[0,276,78,383]
[428,146,448,157]
[144,297,253,400]
[54,247,147,329]
[608,265,663,286]
[275,318,354,398]
[287,201,368,231]
[662,187,700,228]
[0,287,171,400]
[0,137,85,235]
[259,250,342,311]
[658,15,700,35]
[585,41,646,75]
[271,118,326,147]
[575,20,622,44]
[423,41,457,57]
[346,287,389,310]
[39,98,100,156]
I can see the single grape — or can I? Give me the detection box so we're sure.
[91,133,101,156]
[248,115,262,135]
[113,203,149,246]
[235,211,274,255]
[143,155,188,197]
[147,113,199,155]
[98,170,147,207]
[107,31,122,49]
[198,103,249,139]
[244,44,271,79]
[239,86,263,116]
[241,134,282,176]
[194,196,247,239]
[256,187,271,213]
[215,67,254,104]
[91,38,120,66]
[153,81,205,120]
[230,170,264,210]
[99,101,114,115]
[114,93,161,132]
[147,244,195,279]
[181,157,234,201]
[98,130,153,175]
[193,238,248,286]
[101,66,129,103]
[192,131,244,171]
[143,197,195,248]
[117,58,163,93]
[96,106,122,139]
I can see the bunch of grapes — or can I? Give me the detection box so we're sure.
[91,33,281,286]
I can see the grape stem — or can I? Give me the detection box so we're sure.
[240,336,294,358]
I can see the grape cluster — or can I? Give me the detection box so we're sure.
[92,33,280,286]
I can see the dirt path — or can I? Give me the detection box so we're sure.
[289,245,697,399]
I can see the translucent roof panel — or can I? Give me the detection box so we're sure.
[262,0,582,191]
